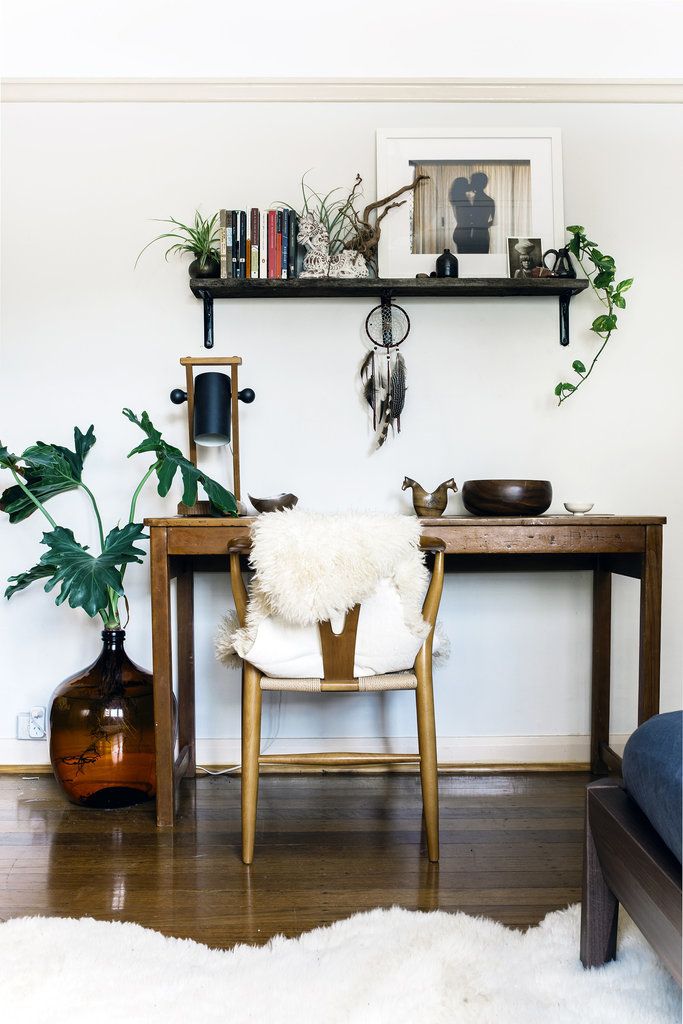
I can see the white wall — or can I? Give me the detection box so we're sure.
[2,0,683,78]
[1,90,682,766]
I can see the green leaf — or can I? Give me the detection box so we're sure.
[0,426,96,523]
[554,383,564,397]
[558,382,576,394]
[0,445,21,471]
[591,314,618,334]
[122,409,237,517]
[593,270,615,289]
[567,236,581,258]
[39,523,147,618]
[5,560,58,600]
[612,293,626,309]
[616,278,633,293]
[566,225,585,236]
[572,360,586,375]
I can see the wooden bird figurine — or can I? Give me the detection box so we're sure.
[402,477,458,517]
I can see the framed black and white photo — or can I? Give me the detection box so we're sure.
[376,128,564,278]
[507,236,544,278]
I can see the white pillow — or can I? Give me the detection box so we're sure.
[240,578,435,678]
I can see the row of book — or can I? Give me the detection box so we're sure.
[219,208,299,279]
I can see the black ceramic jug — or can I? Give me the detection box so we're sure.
[436,249,459,278]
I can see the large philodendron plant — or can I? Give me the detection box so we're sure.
[0,410,237,628]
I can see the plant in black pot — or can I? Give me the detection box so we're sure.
[135,210,220,278]
[0,411,236,809]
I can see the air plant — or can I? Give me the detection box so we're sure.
[135,210,220,271]
[286,171,428,272]
[280,172,363,255]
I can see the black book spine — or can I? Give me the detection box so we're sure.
[239,210,247,279]
[230,211,238,278]
[288,210,298,278]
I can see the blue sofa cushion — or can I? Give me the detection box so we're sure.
[622,710,682,863]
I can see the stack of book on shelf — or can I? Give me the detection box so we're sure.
[219,208,298,280]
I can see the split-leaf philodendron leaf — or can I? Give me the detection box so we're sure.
[0,426,96,523]
[122,408,237,516]
[23,523,149,618]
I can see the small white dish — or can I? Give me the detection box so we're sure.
[564,502,594,515]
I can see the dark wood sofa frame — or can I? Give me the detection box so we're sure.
[581,777,682,984]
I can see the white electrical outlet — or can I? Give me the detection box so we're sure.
[29,706,46,739]
[17,707,47,740]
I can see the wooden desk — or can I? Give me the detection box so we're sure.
[145,515,665,828]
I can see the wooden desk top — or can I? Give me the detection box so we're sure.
[145,515,666,527]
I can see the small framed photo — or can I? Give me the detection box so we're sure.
[376,127,564,278]
[507,237,544,278]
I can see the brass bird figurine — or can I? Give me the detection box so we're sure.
[402,477,458,517]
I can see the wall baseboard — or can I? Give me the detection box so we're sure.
[0,734,628,769]
[2,78,681,105]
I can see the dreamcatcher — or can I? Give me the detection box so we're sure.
[360,296,410,449]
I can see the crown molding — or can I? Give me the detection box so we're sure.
[2,78,682,104]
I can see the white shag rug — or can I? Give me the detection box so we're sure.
[0,905,679,1024]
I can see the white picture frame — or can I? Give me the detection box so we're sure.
[376,127,564,279]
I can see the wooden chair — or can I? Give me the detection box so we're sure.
[228,536,446,865]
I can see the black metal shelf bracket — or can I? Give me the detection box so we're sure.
[559,292,571,347]
[198,289,214,349]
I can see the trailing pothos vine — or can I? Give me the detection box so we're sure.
[554,226,633,405]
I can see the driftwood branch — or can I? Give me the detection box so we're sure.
[360,175,429,225]
[344,173,429,267]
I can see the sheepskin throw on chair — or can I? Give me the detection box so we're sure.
[216,510,444,679]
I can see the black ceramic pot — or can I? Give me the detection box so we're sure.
[189,255,220,278]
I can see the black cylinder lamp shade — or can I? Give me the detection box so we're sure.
[193,372,231,447]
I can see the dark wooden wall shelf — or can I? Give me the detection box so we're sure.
[189,276,588,349]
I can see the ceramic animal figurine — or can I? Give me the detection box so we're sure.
[297,213,369,279]
[402,477,458,517]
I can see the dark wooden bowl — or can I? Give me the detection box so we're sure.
[248,492,298,514]
[462,479,552,517]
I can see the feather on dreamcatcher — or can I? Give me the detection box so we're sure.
[360,297,410,449]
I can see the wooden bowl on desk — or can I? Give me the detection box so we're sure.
[462,479,552,517]
[249,493,298,514]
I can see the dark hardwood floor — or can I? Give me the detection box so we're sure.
[0,772,590,948]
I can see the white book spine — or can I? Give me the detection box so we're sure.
[260,211,268,278]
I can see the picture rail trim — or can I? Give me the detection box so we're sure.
[2,78,682,104]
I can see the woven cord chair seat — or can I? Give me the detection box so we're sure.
[260,670,418,692]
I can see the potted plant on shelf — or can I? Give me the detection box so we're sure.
[0,410,236,809]
[135,210,220,278]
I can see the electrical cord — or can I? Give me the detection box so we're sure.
[196,690,283,777]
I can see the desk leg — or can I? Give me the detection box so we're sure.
[591,563,612,775]
[151,528,175,828]
[177,568,196,777]
[638,525,663,725]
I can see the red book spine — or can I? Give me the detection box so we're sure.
[267,210,277,278]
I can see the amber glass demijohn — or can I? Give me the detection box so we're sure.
[49,629,156,808]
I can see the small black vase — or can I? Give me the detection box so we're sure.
[189,255,220,279]
[436,249,459,278]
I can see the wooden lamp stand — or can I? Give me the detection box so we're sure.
[172,355,252,516]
